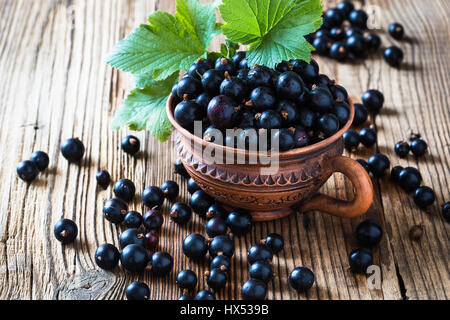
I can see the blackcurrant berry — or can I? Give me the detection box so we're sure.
[195,92,213,112]
[355,219,383,247]
[150,252,173,276]
[332,100,350,125]
[120,244,149,272]
[346,35,368,58]
[195,290,215,300]
[353,103,369,126]
[357,159,371,173]
[315,29,329,38]
[161,180,179,201]
[276,71,305,101]
[30,151,49,171]
[236,68,250,85]
[442,202,450,223]
[170,202,192,225]
[410,139,428,157]
[349,248,373,273]
[202,69,225,95]
[121,135,140,155]
[206,217,228,238]
[103,198,128,224]
[292,59,320,85]
[143,208,164,230]
[220,71,247,102]
[17,160,39,182]
[391,165,404,183]
[211,255,231,273]
[124,211,143,229]
[187,178,201,194]
[113,179,135,202]
[336,1,355,18]
[177,75,202,99]
[309,87,334,112]
[344,129,360,152]
[249,86,277,111]
[209,235,235,258]
[54,219,78,244]
[95,244,120,270]
[384,46,404,67]
[346,27,363,38]
[247,244,273,264]
[255,110,282,129]
[395,141,410,158]
[176,270,198,291]
[188,58,212,80]
[241,279,267,300]
[249,261,273,284]
[318,114,340,138]
[215,57,236,75]
[189,190,214,217]
[205,268,227,290]
[237,107,256,128]
[317,74,331,87]
[183,233,208,261]
[325,9,344,28]
[96,170,111,189]
[247,65,272,88]
[272,128,295,152]
[61,138,85,162]
[262,233,284,254]
[362,89,384,113]
[298,108,317,129]
[206,204,228,220]
[142,186,165,208]
[126,282,150,300]
[145,231,159,250]
[368,153,390,177]
[359,127,377,147]
[292,125,311,148]
[289,267,315,292]
[313,36,331,55]
[227,210,252,235]
[349,9,368,29]
[275,60,291,73]
[174,158,189,178]
[232,51,246,67]
[330,42,348,61]
[414,186,436,209]
[398,167,422,192]
[389,23,405,40]
[119,228,146,249]
[330,27,345,40]
[330,84,348,101]
[239,58,249,69]
[174,100,203,131]
[207,95,239,130]
[365,33,381,51]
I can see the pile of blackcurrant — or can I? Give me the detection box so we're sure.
[395,135,428,158]
[172,54,353,152]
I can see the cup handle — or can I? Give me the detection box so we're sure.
[301,156,373,218]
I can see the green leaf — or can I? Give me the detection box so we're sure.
[112,73,178,142]
[133,72,154,88]
[205,51,223,62]
[219,0,323,68]
[176,0,219,50]
[107,11,205,80]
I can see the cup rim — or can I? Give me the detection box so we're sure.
[167,94,354,159]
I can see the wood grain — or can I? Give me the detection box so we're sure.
[0,0,448,300]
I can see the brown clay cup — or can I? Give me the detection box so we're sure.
[167,95,373,222]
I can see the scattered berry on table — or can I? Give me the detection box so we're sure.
[413,186,436,209]
[142,186,165,208]
[179,294,193,300]
[398,167,422,192]
[262,233,284,254]
[205,268,228,291]
[54,219,78,244]
[352,103,369,126]
[169,203,192,225]
[227,210,253,235]
[206,217,228,238]
[120,244,149,272]
[359,127,377,147]
[241,279,267,300]
[95,244,120,270]
[349,248,373,273]
[365,33,381,51]
[29,151,49,171]
[344,129,360,152]
[384,46,404,67]
[174,158,189,178]
[349,9,368,29]
[357,159,371,173]
[143,208,164,231]
[209,235,235,258]
[211,255,231,273]
[289,267,315,292]
[368,153,390,177]
[150,252,173,277]
[123,211,143,229]
[61,138,85,163]
[249,261,273,284]
[119,228,146,249]
[410,139,428,157]
[395,141,410,158]
[121,135,140,155]
[389,23,405,40]
[195,290,215,300]
[206,203,228,220]
[187,178,201,194]
[409,225,424,241]
[247,244,273,265]
[441,202,450,223]
[96,170,111,189]
[329,42,348,61]
[355,219,383,247]
[145,231,159,250]
[125,282,150,300]
[103,198,128,224]
[17,160,39,182]
[189,190,214,217]
[113,179,136,202]
[183,233,209,261]
[390,165,404,183]
[362,89,384,114]
[176,270,198,291]
[161,180,179,202]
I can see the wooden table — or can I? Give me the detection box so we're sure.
[0,0,448,300]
